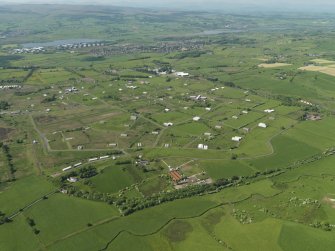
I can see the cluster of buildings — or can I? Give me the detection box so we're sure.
[57,42,104,50]
[12,47,45,54]
[62,155,112,172]
[189,95,207,101]
[300,100,313,106]
[65,87,78,93]
[0,85,21,90]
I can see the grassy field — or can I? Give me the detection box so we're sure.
[1,4,335,251]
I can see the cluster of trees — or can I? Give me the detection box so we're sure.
[171,50,207,60]
[0,101,10,111]
[26,217,40,234]
[116,178,239,216]
[311,221,333,232]
[1,143,16,180]
[62,186,116,205]
[223,81,236,88]
[115,159,132,165]
[41,94,56,103]
[79,166,98,179]
[0,211,11,225]
[59,166,98,183]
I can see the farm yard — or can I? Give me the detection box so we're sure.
[1,4,335,251]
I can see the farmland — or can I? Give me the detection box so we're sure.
[1,4,335,251]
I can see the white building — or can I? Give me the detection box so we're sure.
[163,122,174,127]
[73,162,82,168]
[264,109,275,113]
[198,144,208,150]
[258,123,267,128]
[193,116,201,121]
[175,72,189,77]
[67,177,78,183]
[62,166,72,172]
[232,136,243,142]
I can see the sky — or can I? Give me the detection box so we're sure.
[0,0,335,12]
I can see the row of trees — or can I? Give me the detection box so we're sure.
[1,143,16,181]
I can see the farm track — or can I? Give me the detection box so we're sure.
[8,190,58,220]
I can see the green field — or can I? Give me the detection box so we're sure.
[1,4,335,251]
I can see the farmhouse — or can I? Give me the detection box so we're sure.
[264,109,275,113]
[99,156,109,160]
[193,116,201,121]
[89,157,98,162]
[120,133,128,137]
[109,143,117,147]
[169,170,183,183]
[258,123,267,128]
[232,136,242,142]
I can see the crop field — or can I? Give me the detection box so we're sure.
[1,4,335,251]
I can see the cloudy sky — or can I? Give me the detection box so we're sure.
[0,0,334,12]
